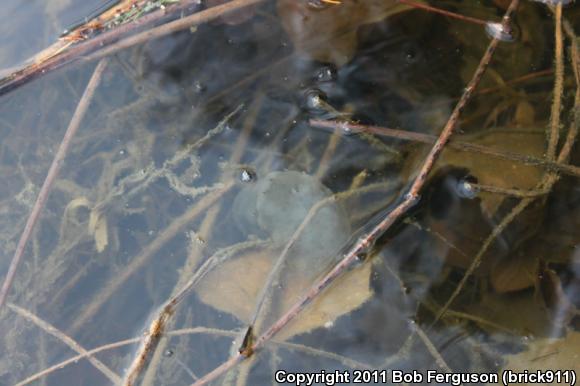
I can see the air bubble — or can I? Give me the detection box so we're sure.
[485,22,515,42]
[405,51,416,64]
[315,65,337,82]
[339,122,354,136]
[163,349,174,357]
[355,251,368,262]
[307,0,331,10]
[193,80,205,94]
[240,168,256,183]
[404,192,420,203]
[456,176,479,199]
[304,88,327,111]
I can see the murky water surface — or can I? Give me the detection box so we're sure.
[0,0,579,385]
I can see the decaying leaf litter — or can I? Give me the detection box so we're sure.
[0,0,579,385]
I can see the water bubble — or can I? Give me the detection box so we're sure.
[355,251,368,262]
[404,192,420,203]
[315,65,337,82]
[240,168,256,183]
[163,349,174,357]
[193,80,205,94]
[304,88,327,111]
[456,176,479,199]
[405,50,417,64]
[337,121,354,136]
[307,0,331,10]
[485,22,515,42]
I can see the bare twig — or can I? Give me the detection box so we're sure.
[0,59,108,311]
[476,68,553,95]
[396,0,488,25]
[309,119,580,178]
[470,183,550,198]
[190,1,521,384]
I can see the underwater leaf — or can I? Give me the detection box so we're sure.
[491,250,539,293]
[195,246,372,340]
[492,331,580,386]
[277,0,415,66]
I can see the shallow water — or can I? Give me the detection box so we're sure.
[0,0,579,385]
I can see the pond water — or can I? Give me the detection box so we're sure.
[0,0,579,385]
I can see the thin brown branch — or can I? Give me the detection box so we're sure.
[476,68,553,95]
[190,1,521,384]
[396,0,488,25]
[0,59,108,311]
[470,183,550,198]
[309,119,580,178]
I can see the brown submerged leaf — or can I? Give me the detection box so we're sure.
[195,246,372,340]
[277,0,415,66]
[491,247,539,293]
